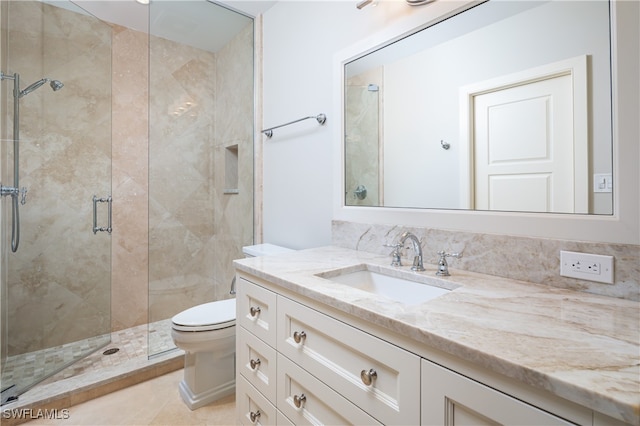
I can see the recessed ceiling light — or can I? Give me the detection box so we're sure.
[136,0,150,5]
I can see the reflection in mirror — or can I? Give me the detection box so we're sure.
[344,0,613,215]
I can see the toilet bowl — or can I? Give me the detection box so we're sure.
[171,243,292,410]
[171,298,236,410]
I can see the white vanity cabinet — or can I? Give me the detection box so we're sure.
[236,275,419,425]
[236,273,612,426]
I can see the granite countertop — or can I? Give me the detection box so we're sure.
[234,246,640,425]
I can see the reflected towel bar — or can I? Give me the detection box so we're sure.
[261,113,326,138]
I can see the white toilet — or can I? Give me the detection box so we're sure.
[170,243,292,410]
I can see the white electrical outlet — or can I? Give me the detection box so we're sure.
[560,250,614,284]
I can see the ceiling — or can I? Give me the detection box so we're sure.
[46,0,276,53]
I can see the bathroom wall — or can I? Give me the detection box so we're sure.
[262,1,380,249]
[261,2,638,299]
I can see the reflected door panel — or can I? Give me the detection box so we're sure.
[473,73,585,213]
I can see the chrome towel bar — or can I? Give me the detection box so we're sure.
[261,113,326,138]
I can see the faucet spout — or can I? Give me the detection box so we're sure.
[400,231,425,271]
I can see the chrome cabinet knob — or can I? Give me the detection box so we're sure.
[249,306,261,317]
[293,331,306,344]
[250,358,261,370]
[360,368,377,386]
[249,410,261,423]
[293,393,306,408]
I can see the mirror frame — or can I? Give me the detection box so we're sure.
[333,0,639,245]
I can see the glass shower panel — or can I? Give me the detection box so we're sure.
[148,1,254,357]
[0,1,112,403]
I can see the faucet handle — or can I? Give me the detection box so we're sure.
[437,250,462,259]
[436,251,462,276]
[383,243,403,267]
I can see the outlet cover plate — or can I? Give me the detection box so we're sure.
[560,250,614,284]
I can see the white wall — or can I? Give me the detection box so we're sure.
[262,1,420,249]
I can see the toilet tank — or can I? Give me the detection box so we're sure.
[242,243,293,258]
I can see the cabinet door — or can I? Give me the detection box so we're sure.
[277,354,382,426]
[278,295,420,425]
[237,375,277,426]
[238,327,277,403]
[237,277,278,347]
[421,359,576,425]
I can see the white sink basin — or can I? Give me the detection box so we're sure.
[318,267,453,305]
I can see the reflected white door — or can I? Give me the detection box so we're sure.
[464,56,588,213]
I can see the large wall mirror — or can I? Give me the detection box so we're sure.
[344,0,612,215]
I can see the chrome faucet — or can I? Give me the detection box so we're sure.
[400,231,425,271]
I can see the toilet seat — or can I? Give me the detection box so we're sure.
[172,298,236,332]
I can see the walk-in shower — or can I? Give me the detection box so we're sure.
[1,0,254,410]
[0,72,64,254]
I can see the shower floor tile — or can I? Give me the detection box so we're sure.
[2,319,175,390]
[1,318,182,423]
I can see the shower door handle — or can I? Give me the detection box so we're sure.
[92,195,112,234]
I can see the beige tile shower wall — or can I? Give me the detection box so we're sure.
[147,24,254,324]
[147,35,217,323]
[332,220,640,301]
[6,2,112,355]
[212,23,255,300]
[111,25,149,332]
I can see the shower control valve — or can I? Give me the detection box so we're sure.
[19,187,27,205]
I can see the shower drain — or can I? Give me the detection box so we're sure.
[103,348,120,356]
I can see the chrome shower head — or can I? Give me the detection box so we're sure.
[19,77,64,98]
[50,80,64,91]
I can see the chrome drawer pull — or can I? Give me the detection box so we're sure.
[250,358,261,370]
[249,306,261,317]
[293,393,306,409]
[249,410,261,423]
[293,331,306,344]
[360,368,378,386]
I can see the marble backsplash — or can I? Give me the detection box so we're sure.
[332,220,640,301]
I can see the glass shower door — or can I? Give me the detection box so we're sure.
[0,0,112,403]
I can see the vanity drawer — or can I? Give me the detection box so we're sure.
[277,296,420,426]
[237,375,277,426]
[277,354,381,426]
[237,277,277,347]
[238,326,277,403]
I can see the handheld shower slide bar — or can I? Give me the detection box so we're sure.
[261,113,327,138]
[1,71,64,252]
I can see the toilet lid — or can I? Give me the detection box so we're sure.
[172,298,236,332]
